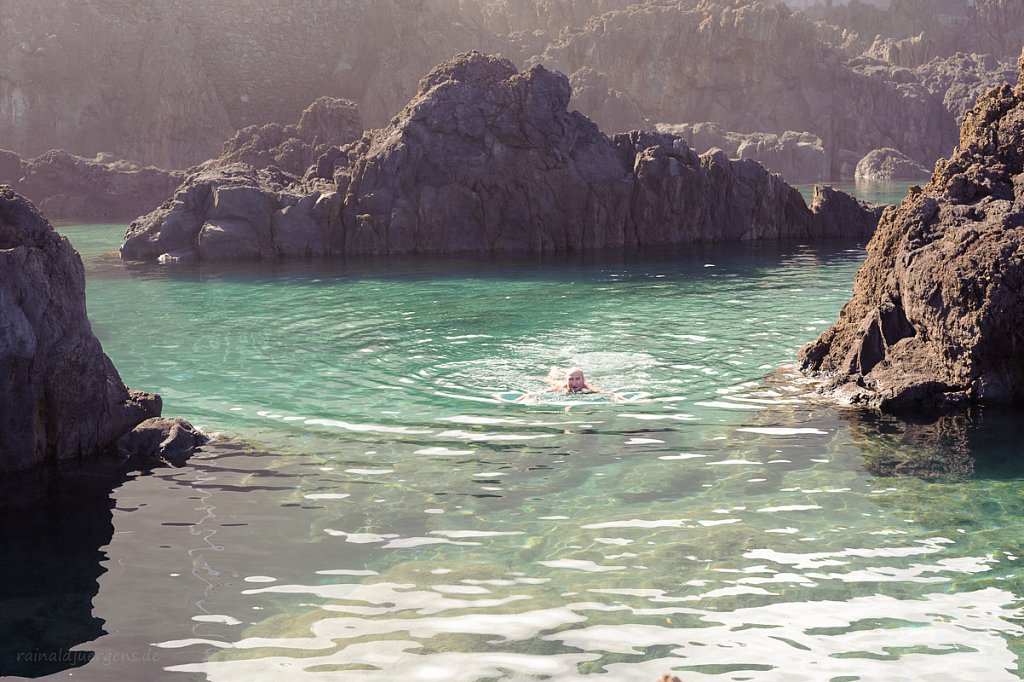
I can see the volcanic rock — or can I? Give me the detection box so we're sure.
[854,147,931,181]
[0,187,163,472]
[0,149,184,221]
[217,97,363,178]
[116,418,208,462]
[121,53,880,263]
[799,49,1024,411]
[657,122,828,183]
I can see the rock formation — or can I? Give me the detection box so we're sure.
[657,122,828,183]
[854,147,931,181]
[0,187,201,472]
[535,0,952,177]
[3,0,1019,174]
[217,97,363,178]
[0,1,232,168]
[799,50,1024,411]
[121,53,880,264]
[0,149,183,221]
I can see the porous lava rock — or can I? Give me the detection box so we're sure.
[217,97,363,178]
[0,149,184,221]
[0,187,169,472]
[116,417,209,462]
[799,49,1024,411]
[854,147,931,181]
[121,53,880,263]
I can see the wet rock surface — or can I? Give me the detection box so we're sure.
[121,53,880,263]
[116,417,208,463]
[799,49,1024,412]
[0,187,164,472]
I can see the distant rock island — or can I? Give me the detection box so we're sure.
[120,53,881,263]
[800,48,1024,411]
[0,149,183,221]
[0,187,204,472]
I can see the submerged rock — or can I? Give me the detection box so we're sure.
[0,149,184,221]
[121,52,879,263]
[799,48,1024,411]
[116,418,208,463]
[854,147,931,181]
[0,188,164,472]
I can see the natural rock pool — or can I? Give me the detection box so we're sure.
[9,209,1024,680]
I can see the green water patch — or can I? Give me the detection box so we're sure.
[27,223,1024,680]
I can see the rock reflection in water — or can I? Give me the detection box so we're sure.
[0,459,123,677]
[846,407,1024,480]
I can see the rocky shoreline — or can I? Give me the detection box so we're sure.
[0,187,205,473]
[799,48,1024,412]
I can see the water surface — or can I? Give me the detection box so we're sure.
[8,216,1024,681]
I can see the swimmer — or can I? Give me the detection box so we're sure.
[514,367,614,402]
[549,367,599,394]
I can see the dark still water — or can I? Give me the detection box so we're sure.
[5,216,1024,680]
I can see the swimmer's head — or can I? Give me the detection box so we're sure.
[565,368,586,392]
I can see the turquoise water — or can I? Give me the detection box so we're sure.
[22,217,1024,680]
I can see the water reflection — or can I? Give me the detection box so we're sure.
[0,459,122,677]
[846,407,1024,480]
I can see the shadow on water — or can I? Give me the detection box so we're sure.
[844,405,1024,480]
[92,239,871,285]
[0,447,200,678]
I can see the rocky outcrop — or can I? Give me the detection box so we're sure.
[0,149,183,221]
[217,97,363,178]
[854,147,931,181]
[535,0,952,177]
[0,187,165,472]
[807,0,1024,67]
[799,50,1024,411]
[657,122,828,183]
[116,418,208,462]
[121,53,880,263]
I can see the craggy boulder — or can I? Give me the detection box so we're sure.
[799,49,1024,411]
[116,417,208,462]
[854,147,931,181]
[0,187,162,472]
[122,53,880,262]
[218,96,363,178]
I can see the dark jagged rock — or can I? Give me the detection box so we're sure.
[0,187,165,472]
[855,147,931,181]
[657,122,828,183]
[217,97,363,178]
[121,53,879,263]
[116,417,208,462]
[0,149,184,221]
[799,49,1024,412]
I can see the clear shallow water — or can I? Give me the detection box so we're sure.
[11,219,1024,681]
